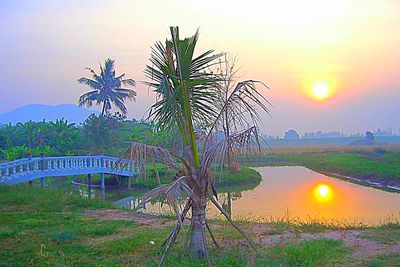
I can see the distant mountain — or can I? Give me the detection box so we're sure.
[0,104,98,124]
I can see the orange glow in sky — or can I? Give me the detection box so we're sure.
[1,0,399,135]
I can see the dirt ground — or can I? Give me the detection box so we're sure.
[84,209,400,259]
[84,209,171,226]
[250,224,400,258]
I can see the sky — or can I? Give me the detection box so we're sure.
[0,0,399,136]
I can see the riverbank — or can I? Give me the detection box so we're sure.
[245,148,400,193]
[1,184,399,266]
[70,166,262,193]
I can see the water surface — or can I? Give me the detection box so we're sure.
[115,166,400,224]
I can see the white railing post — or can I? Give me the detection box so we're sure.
[40,154,45,188]
[86,152,91,169]
[100,154,105,201]
[28,154,33,186]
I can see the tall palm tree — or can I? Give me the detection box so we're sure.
[118,27,270,265]
[78,59,136,116]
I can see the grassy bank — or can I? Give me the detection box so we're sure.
[129,166,262,191]
[246,148,400,188]
[1,184,399,266]
[74,166,262,193]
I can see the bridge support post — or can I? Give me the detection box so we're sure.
[40,154,45,188]
[101,173,105,201]
[87,174,92,200]
[100,154,105,201]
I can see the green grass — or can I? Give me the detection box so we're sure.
[365,253,400,267]
[265,238,351,266]
[362,217,400,244]
[213,167,262,190]
[363,228,400,244]
[1,183,398,266]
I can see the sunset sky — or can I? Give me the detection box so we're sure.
[1,0,399,135]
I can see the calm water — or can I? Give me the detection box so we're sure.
[114,166,400,224]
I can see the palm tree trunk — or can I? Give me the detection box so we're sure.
[101,101,107,117]
[187,201,208,258]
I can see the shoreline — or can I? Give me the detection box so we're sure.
[325,172,400,193]
[246,160,400,194]
[71,167,262,193]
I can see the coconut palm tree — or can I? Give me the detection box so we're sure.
[78,59,136,116]
[118,27,270,265]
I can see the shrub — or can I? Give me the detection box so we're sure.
[4,145,30,160]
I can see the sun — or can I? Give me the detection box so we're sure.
[311,82,329,100]
[314,184,333,202]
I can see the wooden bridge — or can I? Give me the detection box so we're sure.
[0,155,136,189]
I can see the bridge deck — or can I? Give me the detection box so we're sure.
[0,155,135,185]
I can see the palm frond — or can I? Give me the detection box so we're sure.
[112,98,128,114]
[77,77,101,90]
[200,126,260,175]
[145,27,222,133]
[118,141,184,173]
[122,78,136,87]
[207,191,256,249]
[217,80,270,128]
[134,176,196,228]
[78,90,100,107]
[202,80,271,154]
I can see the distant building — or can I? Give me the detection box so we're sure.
[261,134,278,140]
[303,130,343,138]
[284,129,300,139]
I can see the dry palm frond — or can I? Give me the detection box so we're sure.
[205,220,219,247]
[200,126,260,175]
[207,191,256,250]
[202,80,270,152]
[159,199,192,267]
[117,141,183,176]
[137,176,184,205]
[134,179,197,267]
[137,184,169,209]
[135,175,197,225]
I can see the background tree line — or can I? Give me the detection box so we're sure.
[0,113,177,161]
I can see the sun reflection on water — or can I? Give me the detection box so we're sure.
[314,183,333,202]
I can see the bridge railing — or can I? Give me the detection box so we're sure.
[0,157,38,178]
[0,155,136,185]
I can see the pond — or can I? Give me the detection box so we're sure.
[113,166,400,225]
